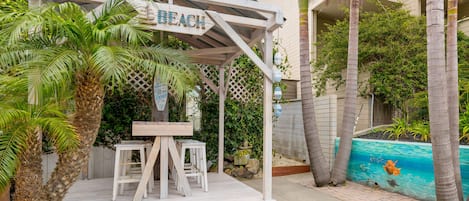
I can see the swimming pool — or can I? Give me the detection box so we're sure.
[336,138,469,200]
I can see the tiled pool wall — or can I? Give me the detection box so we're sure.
[335,138,469,201]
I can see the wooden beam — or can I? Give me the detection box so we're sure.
[222,29,264,66]
[192,35,225,47]
[218,13,267,29]
[206,31,235,46]
[199,70,219,94]
[191,0,280,14]
[192,58,224,66]
[218,66,225,174]
[191,54,227,61]
[267,15,283,32]
[160,137,169,198]
[186,46,239,56]
[174,34,212,49]
[262,30,273,201]
[207,11,272,81]
[224,61,234,97]
[133,137,161,201]
[191,0,284,31]
[167,138,192,196]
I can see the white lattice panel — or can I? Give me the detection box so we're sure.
[200,64,262,103]
[112,64,262,103]
[127,70,152,92]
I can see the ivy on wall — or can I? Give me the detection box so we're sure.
[194,44,290,163]
[194,96,263,163]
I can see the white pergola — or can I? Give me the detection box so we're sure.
[69,0,284,200]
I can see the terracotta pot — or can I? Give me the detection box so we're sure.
[0,184,10,201]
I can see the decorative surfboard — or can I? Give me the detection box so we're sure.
[154,78,168,111]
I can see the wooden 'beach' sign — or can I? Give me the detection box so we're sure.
[132,1,215,36]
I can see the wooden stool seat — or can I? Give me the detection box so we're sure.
[175,139,208,192]
[112,141,153,201]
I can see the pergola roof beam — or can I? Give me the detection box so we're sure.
[221,29,264,66]
[192,58,223,65]
[191,0,280,14]
[192,35,225,48]
[173,34,212,49]
[218,13,267,29]
[190,54,227,61]
[206,10,272,81]
[205,31,235,46]
[186,46,239,56]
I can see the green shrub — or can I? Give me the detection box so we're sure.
[383,118,409,140]
[409,121,431,142]
[96,88,152,149]
[460,103,469,143]
[195,96,263,163]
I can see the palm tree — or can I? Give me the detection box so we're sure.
[427,0,459,199]
[446,0,463,200]
[0,0,195,200]
[298,0,330,186]
[330,0,360,185]
[0,73,78,201]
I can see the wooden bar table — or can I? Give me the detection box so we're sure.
[132,121,193,201]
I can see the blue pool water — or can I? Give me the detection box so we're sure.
[336,138,469,201]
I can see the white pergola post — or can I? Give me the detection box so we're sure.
[218,66,225,174]
[262,30,274,201]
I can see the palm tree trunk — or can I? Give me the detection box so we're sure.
[14,129,43,201]
[330,0,360,185]
[427,0,459,200]
[447,1,463,200]
[44,73,104,201]
[298,0,331,187]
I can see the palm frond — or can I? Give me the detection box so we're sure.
[0,107,29,129]
[135,46,191,65]
[132,58,196,100]
[0,128,28,192]
[91,45,132,87]
[88,0,127,22]
[30,47,79,87]
[1,11,43,45]
[36,117,78,153]
[0,49,33,72]
[128,46,197,100]
[106,23,152,45]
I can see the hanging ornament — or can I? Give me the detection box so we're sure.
[273,68,282,83]
[274,86,282,100]
[273,103,282,118]
[274,52,282,66]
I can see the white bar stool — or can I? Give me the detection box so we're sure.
[112,141,153,201]
[175,139,208,192]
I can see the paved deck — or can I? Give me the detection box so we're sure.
[242,173,418,201]
[64,173,262,201]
